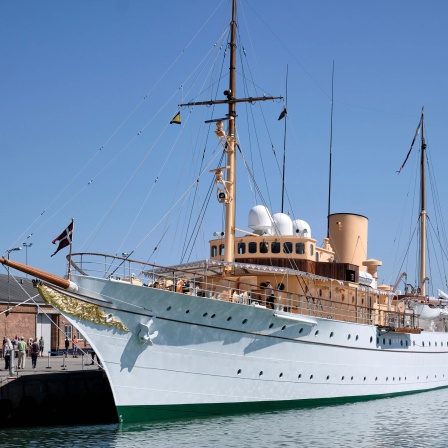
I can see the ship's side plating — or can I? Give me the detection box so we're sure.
[64,274,448,422]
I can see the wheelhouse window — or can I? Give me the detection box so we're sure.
[248,242,257,254]
[315,252,319,261]
[296,242,305,254]
[283,242,292,254]
[219,244,225,256]
[211,245,217,257]
[260,242,269,253]
[271,242,280,254]
[237,242,246,254]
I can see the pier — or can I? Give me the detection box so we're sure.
[0,353,117,427]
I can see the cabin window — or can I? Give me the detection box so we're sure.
[310,244,314,256]
[211,245,217,257]
[237,242,246,254]
[315,252,319,262]
[271,242,280,254]
[219,244,225,256]
[248,242,257,254]
[260,242,269,253]
[296,242,305,254]
[283,242,292,254]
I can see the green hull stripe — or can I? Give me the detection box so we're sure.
[116,385,448,423]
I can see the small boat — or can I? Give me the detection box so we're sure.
[2,0,448,424]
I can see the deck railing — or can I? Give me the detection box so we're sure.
[69,253,420,331]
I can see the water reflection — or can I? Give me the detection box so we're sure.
[2,389,448,447]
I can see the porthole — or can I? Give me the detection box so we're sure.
[383,338,386,345]
[406,341,408,346]
[315,330,319,336]
[376,337,379,344]
[363,377,366,381]
[400,340,403,346]
[203,312,208,317]
[269,323,274,329]
[351,376,354,380]
[423,341,425,347]
[341,376,345,381]
[310,375,313,380]
[298,374,302,379]
[386,377,389,381]
[389,339,391,345]
[417,376,420,380]
[435,342,438,347]
[413,341,415,346]
[242,319,248,324]
[227,316,232,321]
[429,341,431,347]
[281,325,286,331]
[299,328,303,333]
[399,377,401,381]
[237,369,242,375]
[279,373,283,378]
[426,375,429,379]
[348,334,351,340]
[259,371,263,377]
[393,377,395,381]
[355,335,359,341]
[330,332,334,338]
[326,375,330,380]
[186,310,190,314]
[166,306,172,311]
[211,314,216,318]
[375,377,378,381]
[370,336,373,343]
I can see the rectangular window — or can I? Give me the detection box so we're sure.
[211,245,217,257]
[237,242,246,254]
[219,244,225,256]
[296,242,305,254]
[64,325,72,341]
[283,242,292,254]
[260,242,269,253]
[271,242,280,254]
[248,242,257,254]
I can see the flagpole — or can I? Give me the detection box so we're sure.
[68,218,74,280]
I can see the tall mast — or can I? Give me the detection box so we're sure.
[281,65,288,214]
[326,61,334,238]
[419,107,427,296]
[178,0,282,272]
[222,0,237,267]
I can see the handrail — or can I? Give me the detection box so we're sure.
[66,253,426,331]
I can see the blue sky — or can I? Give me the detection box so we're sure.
[2,1,448,292]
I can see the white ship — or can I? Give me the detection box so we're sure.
[2,0,448,423]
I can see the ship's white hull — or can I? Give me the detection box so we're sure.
[64,275,448,422]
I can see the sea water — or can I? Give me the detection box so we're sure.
[2,388,448,447]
